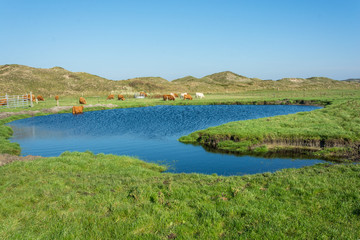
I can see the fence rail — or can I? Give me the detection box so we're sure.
[0,92,33,109]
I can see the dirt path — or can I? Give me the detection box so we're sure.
[0,104,118,119]
[0,154,43,166]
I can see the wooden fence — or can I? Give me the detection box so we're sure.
[0,92,33,109]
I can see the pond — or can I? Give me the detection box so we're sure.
[8,105,326,176]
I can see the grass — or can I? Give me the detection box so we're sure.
[179,95,360,161]
[1,91,360,239]
[0,152,359,239]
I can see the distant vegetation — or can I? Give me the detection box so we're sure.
[343,78,360,83]
[1,64,359,96]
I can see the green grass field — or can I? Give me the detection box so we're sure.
[1,152,359,239]
[0,91,360,239]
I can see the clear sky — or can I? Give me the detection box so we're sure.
[1,0,359,80]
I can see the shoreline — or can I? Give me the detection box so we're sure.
[179,100,360,162]
[0,97,358,165]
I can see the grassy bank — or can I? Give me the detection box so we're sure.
[0,152,359,239]
[179,99,360,161]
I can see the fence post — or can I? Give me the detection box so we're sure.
[5,93,9,108]
[30,92,33,107]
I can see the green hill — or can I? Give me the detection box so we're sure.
[205,71,254,83]
[0,64,359,96]
[0,64,128,96]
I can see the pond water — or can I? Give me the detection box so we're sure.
[8,105,326,176]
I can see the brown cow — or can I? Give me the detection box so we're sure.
[174,93,179,98]
[37,95,45,101]
[79,97,87,104]
[163,95,175,101]
[55,95,59,100]
[0,99,7,106]
[107,94,114,100]
[27,94,35,102]
[140,91,148,97]
[72,106,84,114]
[183,94,192,100]
[118,94,125,101]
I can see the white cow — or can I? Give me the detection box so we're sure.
[195,92,205,99]
[180,93,188,99]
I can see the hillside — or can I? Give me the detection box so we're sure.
[0,64,359,96]
[274,77,349,90]
[343,78,360,83]
[206,71,254,83]
[0,64,129,96]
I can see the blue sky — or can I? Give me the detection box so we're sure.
[1,0,359,80]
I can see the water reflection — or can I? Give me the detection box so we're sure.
[10,125,68,139]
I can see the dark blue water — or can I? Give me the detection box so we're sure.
[8,105,325,175]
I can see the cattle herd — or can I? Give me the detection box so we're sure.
[102,92,204,102]
[0,91,205,114]
[162,92,205,101]
[70,92,205,114]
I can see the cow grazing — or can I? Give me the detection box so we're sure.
[195,92,205,99]
[0,99,7,106]
[55,95,59,100]
[37,95,45,101]
[139,91,148,97]
[79,97,87,104]
[72,106,84,114]
[170,93,179,98]
[107,94,114,100]
[163,95,175,101]
[183,94,193,100]
[180,93,188,99]
[118,94,125,101]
